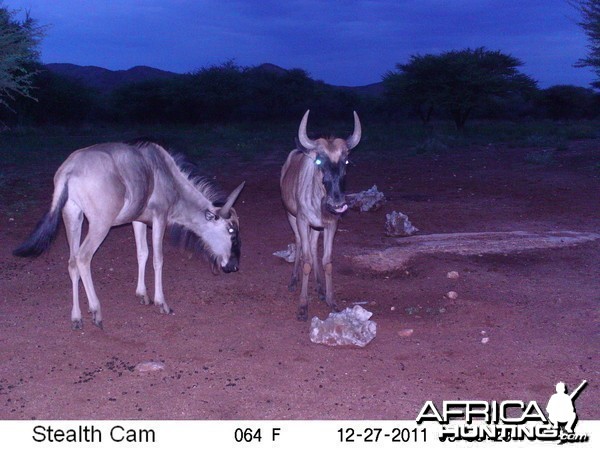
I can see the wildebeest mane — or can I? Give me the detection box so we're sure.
[170,153,226,205]
[127,139,225,205]
[126,139,225,270]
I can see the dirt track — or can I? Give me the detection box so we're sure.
[1,140,598,420]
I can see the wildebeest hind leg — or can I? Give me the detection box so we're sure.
[63,201,84,329]
[132,221,150,305]
[76,220,112,329]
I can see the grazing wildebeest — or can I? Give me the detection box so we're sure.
[280,110,361,320]
[13,141,245,329]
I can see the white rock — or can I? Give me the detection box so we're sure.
[384,210,419,237]
[347,185,386,212]
[135,361,165,372]
[273,243,296,263]
[310,305,376,347]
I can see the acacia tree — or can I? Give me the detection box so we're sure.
[573,0,600,88]
[0,5,44,109]
[383,47,537,129]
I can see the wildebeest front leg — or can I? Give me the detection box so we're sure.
[63,201,84,329]
[309,228,326,301]
[132,221,150,305]
[286,212,302,292]
[322,223,339,311]
[297,219,312,321]
[151,216,173,315]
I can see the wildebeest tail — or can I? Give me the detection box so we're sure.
[13,184,69,257]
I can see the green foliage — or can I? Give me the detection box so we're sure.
[0,4,45,108]
[535,85,598,120]
[383,48,537,129]
[573,0,600,88]
[0,65,100,125]
[107,61,364,125]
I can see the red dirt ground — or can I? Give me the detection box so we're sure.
[1,140,598,420]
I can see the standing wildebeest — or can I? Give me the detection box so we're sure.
[280,110,361,321]
[13,141,245,329]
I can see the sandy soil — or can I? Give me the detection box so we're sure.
[1,139,598,420]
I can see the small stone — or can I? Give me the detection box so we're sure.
[447,271,460,279]
[273,243,296,263]
[481,337,490,344]
[347,185,386,212]
[446,291,458,300]
[405,306,420,315]
[390,306,396,311]
[135,361,165,372]
[384,210,418,237]
[397,328,414,337]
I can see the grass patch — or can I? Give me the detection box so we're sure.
[1,118,598,168]
[2,119,598,215]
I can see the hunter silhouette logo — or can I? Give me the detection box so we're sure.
[416,380,590,443]
[546,380,587,434]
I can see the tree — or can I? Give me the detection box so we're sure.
[535,85,598,120]
[573,0,600,88]
[383,48,537,129]
[0,4,45,108]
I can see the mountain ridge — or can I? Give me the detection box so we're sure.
[44,62,383,96]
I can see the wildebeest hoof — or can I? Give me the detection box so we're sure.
[288,278,298,292]
[137,294,150,305]
[324,296,338,310]
[71,319,83,330]
[296,307,308,321]
[159,305,173,315]
[90,311,103,329]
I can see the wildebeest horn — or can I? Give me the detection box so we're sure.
[298,110,317,150]
[346,111,361,150]
[220,181,245,219]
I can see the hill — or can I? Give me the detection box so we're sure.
[44,63,181,93]
[44,63,383,96]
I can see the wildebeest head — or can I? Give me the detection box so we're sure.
[203,182,245,273]
[297,110,361,214]
[172,182,244,274]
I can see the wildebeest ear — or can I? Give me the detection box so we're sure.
[205,210,217,221]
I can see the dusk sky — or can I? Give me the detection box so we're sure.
[3,0,596,88]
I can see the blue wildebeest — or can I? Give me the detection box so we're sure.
[280,110,361,321]
[13,141,245,329]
